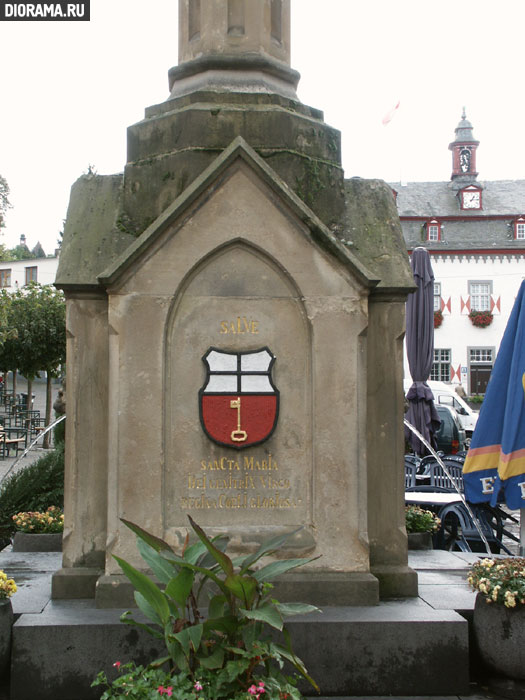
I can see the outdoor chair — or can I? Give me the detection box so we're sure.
[434,502,513,554]
[427,461,465,492]
[404,462,417,488]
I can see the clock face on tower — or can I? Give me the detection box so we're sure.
[462,191,481,209]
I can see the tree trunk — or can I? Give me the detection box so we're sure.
[12,370,17,397]
[43,373,53,449]
[27,377,33,407]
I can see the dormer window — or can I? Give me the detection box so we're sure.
[515,217,525,240]
[427,219,441,242]
[460,186,482,210]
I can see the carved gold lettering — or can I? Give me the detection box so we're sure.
[243,454,277,471]
[218,317,260,334]
[188,475,206,489]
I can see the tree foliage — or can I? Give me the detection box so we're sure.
[0,174,11,230]
[0,284,65,380]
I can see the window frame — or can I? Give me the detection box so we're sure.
[515,218,525,240]
[468,280,492,312]
[433,282,442,312]
[24,266,38,285]
[0,269,11,288]
[427,219,441,242]
[431,348,451,382]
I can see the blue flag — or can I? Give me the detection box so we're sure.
[463,281,525,510]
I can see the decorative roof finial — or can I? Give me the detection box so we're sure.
[462,106,466,120]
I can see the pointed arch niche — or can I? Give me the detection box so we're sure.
[163,240,313,543]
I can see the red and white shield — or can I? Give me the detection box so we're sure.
[199,347,279,449]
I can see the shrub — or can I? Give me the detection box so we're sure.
[405,505,441,534]
[0,441,64,539]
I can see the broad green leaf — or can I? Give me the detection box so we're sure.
[280,628,319,692]
[252,556,320,582]
[166,637,189,672]
[182,540,208,565]
[223,657,251,682]
[147,656,172,669]
[188,622,203,652]
[165,568,194,608]
[275,602,320,618]
[239,527,304,573]
[240,603,283,630]
[113,555,170,626]
[203,614,238,635]
[170,623,202,655]
[207,594,227,619]
[199,535,230,569]
[161,556,229,597]
[188,515,234,576]
[134,591,162,626]
[137,538,178,585]
[119,610,164,640]
[197,645,225,669]
[120,518,173,554]
[224,573,258,607]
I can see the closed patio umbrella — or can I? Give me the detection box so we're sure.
[404,247,441,456]
[463,279,525,554]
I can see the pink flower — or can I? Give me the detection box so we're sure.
[158,687,165,695]
[248,686,258,696]
[194,681,203,691]
[113,661,121,669]
[166,688,173,697]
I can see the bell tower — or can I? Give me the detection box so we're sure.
[449,108,480,181]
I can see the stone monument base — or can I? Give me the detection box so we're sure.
[10,598,470,700]
[93,570,380,609]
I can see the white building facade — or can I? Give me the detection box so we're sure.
[0,255,59,290]
[393,111,525,395]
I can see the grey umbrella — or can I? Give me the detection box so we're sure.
[405,247,441,455]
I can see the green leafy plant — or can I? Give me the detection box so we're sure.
[405,505,441,534]
[468,557,525,608]
[93,517,320,699]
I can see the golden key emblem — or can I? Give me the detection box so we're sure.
[230,397,248,442]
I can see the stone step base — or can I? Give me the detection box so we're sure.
[10,599,469,700]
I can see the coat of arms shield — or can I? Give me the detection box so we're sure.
[199,347,279,449]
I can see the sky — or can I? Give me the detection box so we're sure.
[1,0,525,255]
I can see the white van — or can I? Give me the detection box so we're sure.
[404,379,479,437]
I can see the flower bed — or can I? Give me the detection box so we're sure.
[12,505,63,533]
[468,557,525,607]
